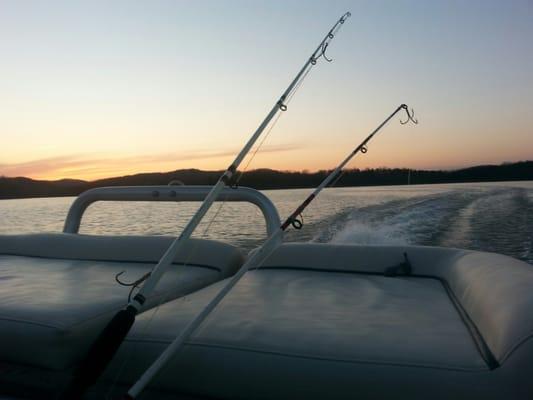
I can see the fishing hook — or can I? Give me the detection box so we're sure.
[313,39,333,63]
[308,12,350,66]
[400,104,418,125]
[115,271,152,302]
[322,41,333,62]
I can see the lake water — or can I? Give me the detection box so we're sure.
[1,181,532,265]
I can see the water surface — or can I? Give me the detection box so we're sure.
[1,181,532,264]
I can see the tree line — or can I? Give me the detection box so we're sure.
[1,161,532,200]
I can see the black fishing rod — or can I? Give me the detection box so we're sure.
[123,104,418,399]
[60,12,351,399]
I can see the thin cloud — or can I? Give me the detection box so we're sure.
[0,144,302,180]
[0,156,100,178]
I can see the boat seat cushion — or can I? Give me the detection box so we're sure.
[0,233,244,370]
[259,243,533,367]
[99,243,533,399]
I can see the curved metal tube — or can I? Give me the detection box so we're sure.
[63,185,281,239]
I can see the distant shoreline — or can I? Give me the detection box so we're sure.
[1,161,532,200]
[2,179,533,202]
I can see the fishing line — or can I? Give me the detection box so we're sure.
[125,103,417,400]
[235,66,313,187]
[233,112,283,187]
[110,81,291,390]
[286,60,313,102]
[108,44,338,398]
[108,110,283,389]
[193,63,311,249]
[286,66,313,104]
[107,208,230,395]
[62,13,352,399]
[107,97,286,393]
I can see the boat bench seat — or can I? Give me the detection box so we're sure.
[99,243,533,399]
[0,233,244,370]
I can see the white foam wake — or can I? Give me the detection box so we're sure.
[331,220,407,245]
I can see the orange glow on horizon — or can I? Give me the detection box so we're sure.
[1,3,532,183]
[2,143,531,182]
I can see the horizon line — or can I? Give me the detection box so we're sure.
[2,160,531,184]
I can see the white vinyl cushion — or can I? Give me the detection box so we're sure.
[259,243,533,366]
[123,270,487,370]
[0,234,244,370]
[99,243,533,399]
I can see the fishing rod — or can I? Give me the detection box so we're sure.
[61,12,351,399]
[123,104,418,399]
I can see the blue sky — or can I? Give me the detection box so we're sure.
[1,0,532,179]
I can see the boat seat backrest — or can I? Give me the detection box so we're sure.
[440,251,533,364]
[0,233,244,275]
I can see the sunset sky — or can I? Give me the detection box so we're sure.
[1,0,532,181]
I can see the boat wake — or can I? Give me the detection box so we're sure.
[319,186,533,264]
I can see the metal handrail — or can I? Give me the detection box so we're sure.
[63,186,281,238]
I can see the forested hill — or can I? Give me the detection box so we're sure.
[1,161,532,200]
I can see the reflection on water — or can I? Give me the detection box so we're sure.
[1,181,532,264]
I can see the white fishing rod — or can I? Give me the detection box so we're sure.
[61,12,351,399]
[124,104,418,399]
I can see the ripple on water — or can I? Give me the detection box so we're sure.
[1,182,532,264]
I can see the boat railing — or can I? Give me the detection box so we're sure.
[63,186,282,240]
